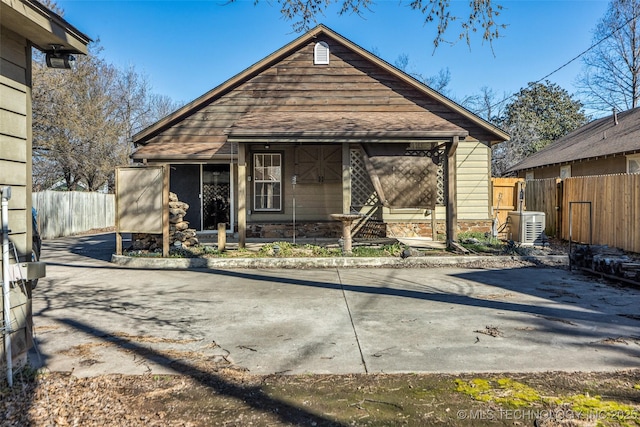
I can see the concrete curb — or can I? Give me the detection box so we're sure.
[111,254,569,269]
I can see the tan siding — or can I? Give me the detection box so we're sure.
[247,145,342,222]
[7,210,27,254]
[0,27,28,85]
[6,186,27,211]
[457,141,491,220]
[0,160,27,185]
[0,134,27,163]
[382,207,432,222]
[571,157,627,176]
[0,29,30,261]
[1,80,28,115]
[522,156,628,179]
[0,108,27,139]
[379,141,491,223]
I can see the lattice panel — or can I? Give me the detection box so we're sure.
[406,148,445,206]
[203,183,230,229]
[351,147,445,208]
[350,149,380,207]
[368,156,438,209]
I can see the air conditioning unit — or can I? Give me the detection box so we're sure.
[507,211,545,246]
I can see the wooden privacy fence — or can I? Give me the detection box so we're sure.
[491,177,524,233]
[32,191,115,239]
[494,174,639,253]
[524,178,562,237]
[561,174,640,253]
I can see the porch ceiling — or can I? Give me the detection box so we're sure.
[226,112,469,141]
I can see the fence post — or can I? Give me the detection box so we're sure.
[555,179,563,239]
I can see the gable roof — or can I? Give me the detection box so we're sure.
[508,108,640,173]
[132,25,508,159]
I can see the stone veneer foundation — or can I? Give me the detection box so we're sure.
[246,220,492,239]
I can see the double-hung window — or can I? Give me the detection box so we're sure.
[254,153,282,211]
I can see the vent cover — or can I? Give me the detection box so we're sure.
[314,41,329,65]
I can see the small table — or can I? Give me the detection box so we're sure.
[330,213,363,253]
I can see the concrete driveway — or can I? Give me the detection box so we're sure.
[30,233,640,377]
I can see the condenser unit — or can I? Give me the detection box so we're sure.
[507,211,545,246]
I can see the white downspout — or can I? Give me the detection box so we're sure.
[1,186,13,387]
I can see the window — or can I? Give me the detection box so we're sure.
[253,153,282,211]
[314,41,329,65]
[560,165,571,179]
[627,154,640,173]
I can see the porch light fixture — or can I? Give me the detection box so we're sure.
[45,45,75,69]
[264,143,270,149]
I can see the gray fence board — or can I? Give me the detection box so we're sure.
[32,191,115,239]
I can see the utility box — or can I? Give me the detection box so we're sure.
[507,211,545,246]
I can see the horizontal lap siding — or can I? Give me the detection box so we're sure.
[381,141,491,223]
[1,27,31,368]
[457,141,491,220]
[248,146,341,223]
[0,29,30,257]
[148,37,495,143]
[251,183,342,223]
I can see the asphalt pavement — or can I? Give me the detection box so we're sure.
[29,233,640,377]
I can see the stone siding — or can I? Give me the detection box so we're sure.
[247,222,342,239]
[247,220,492,240]
[387,220,493,239]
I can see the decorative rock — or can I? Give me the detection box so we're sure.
[130,192,199,252]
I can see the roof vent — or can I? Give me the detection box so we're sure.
[314,41,329,65]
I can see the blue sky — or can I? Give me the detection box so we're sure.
[57,0,610,115]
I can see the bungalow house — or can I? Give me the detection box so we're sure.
[1,0,89,374]
[131,25,509,247]
[508,108,640,179]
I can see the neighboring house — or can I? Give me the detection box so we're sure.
[1,0,89,372]
[508,108,640,179]
[132,25,508,246]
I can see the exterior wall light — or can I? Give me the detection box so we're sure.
[45,46,76,69]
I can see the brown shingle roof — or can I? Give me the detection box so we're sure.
[508,108,640,172]
[131,24,508,159]
[132,142,233,160]
[227,111,468,140]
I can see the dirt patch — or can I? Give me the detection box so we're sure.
[2,370,639,426]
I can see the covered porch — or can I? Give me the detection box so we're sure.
[228,111,468,249]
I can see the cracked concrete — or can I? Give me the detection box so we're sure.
[29,233,640,377]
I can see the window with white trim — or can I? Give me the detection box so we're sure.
[253,153,282,211]
[314,41,329,65]
[627,154,640,173]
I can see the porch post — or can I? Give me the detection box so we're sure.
[162,164,170,257]
[446,136,459,248]
[237,144,247,249]
[342,142,351,214]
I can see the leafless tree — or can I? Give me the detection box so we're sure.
[32,40,180,192]
[577,0,640,115]
[235,0,505,49]
[393,53,452,95]
[461,86,508,123]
